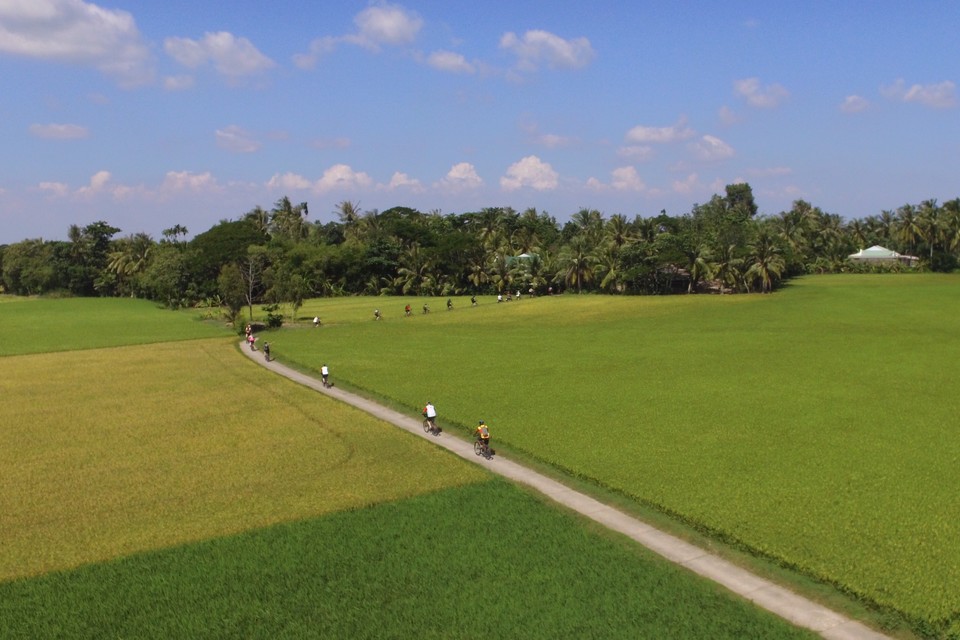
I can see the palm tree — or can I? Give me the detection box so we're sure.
[604,213,634,251]
[335,200,362,243]
[684,244,714,294]
[557,236,597,293]
[712,244,743,294]
[744,229,786,293]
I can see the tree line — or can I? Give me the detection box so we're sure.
[2,183,958,322]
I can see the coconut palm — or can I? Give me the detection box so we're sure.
[744,229,786,293]
[557,236,597,294]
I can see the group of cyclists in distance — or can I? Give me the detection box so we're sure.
[379,288,549,321]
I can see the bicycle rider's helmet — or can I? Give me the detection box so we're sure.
[478,419,485,424]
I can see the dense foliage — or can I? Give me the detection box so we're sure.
[3,187,959,315]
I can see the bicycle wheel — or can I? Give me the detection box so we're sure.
[423,419,432,434]
[474,440,483,456]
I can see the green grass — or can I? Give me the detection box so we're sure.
[0,296,229,356]
[265,275,960,632]
[0,479,816,640]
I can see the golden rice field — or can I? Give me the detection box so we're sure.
[0,338,486,581]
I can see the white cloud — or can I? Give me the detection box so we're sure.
[426,50,475,74]
[160,171,221,195]
[500,155,559,191]
[881,79,957,109]
[164,31,275,80]
[500,30,595,73]
[0,0,153,86]
[293,36,338,69]
[691,135,734,161]
[267,172,313,191]
[734,77,789,108]
[316,164,373,192]
[380,171,424,193]
[38,181,70,197]
[215,125,260,153]
[839,95,869,113]
[610,166,645,191]
[347,2,422,50]
[437,162,483,191]
[75,170,111,196]
[29,123,89,139]
[163,75,195,91]
[294,4,421,68]
[586,166,647,192]
[625,117,694,144]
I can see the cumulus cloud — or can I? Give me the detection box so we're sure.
[295,3,421,67]
[75,170,112,196]
[347,2,422,50]
[0,0,153,86]
[316,164,373,192]
[610,166,645,191]
[164,31,275,81]
[881,79,957,109]
[215,125,260,153]
[500,30,595,73]
[38,181,70,197]
[839,94,869,113]
[293,36,338,69]
[625,117,694,144]
[381,171,424,193]
[734,77,789,108]
[500,155,559,191]
[160,170,220,194]
[437,162,483,191]
[29,123,89,139]
[588,166,646,192]
[267,172,313,191]
[691,135,734,161]
[426,50,475,74]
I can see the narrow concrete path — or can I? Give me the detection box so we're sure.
[241,343,889,640]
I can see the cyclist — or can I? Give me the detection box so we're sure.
[422,401,439,433]
[474,420,491,456]
[321,364,330,387]
[263,342,271,361]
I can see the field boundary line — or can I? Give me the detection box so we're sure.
[239,342,890,640]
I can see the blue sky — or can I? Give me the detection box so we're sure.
[1,0,958,243]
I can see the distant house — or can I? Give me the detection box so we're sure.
[848,245,919,267]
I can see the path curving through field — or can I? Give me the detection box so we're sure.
[239,342,889,640]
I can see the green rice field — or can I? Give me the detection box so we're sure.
[1,298,815,638]
[270,274,960,634]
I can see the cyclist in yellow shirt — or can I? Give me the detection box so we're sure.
[474,420,491,456]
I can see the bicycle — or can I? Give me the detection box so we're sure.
[422,417,440,435]
[474,438,491,458]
